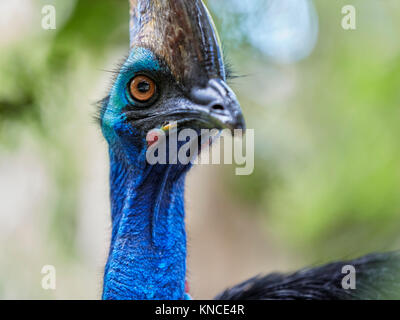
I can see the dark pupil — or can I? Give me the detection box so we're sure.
[137,81,150,93]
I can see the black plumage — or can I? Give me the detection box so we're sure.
[216,252,400,300]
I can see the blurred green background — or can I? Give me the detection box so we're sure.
[0,0,399,299]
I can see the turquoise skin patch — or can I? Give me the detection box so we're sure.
[101,47,161,144]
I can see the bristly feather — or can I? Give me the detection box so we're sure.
[221,44,244,82]
[224,61,236,81]
[215,252,400,300]
[93,55,130,126]
[93,96,110,126]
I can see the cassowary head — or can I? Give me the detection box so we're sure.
[100,0,245,166]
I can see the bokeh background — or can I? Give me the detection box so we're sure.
[0,0,399,299]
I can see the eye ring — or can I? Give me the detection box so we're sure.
[128,75,157,103]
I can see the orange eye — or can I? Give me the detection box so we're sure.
[129,75,156,102]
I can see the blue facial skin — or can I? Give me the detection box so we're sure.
[102,48,161,146]
[101,48,189,300]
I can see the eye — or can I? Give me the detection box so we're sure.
[128,75,157,103]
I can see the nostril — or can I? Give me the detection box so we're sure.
[211,104,225,112]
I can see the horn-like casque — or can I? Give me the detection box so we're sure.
[129,0,225,87]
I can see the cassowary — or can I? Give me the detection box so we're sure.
[98,0,400,300]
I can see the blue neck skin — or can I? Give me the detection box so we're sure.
[102,134,189,300]
[101,48,193,300]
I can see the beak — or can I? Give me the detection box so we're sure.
[189,79,245,131]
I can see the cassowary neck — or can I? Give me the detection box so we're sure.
[102,148,188,300]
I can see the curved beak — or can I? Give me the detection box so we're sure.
[190,79,245,131]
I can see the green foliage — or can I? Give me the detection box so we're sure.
[0,0,129,262]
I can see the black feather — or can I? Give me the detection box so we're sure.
[215,252,400,300]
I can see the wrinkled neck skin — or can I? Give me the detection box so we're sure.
[102,133,190,300]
